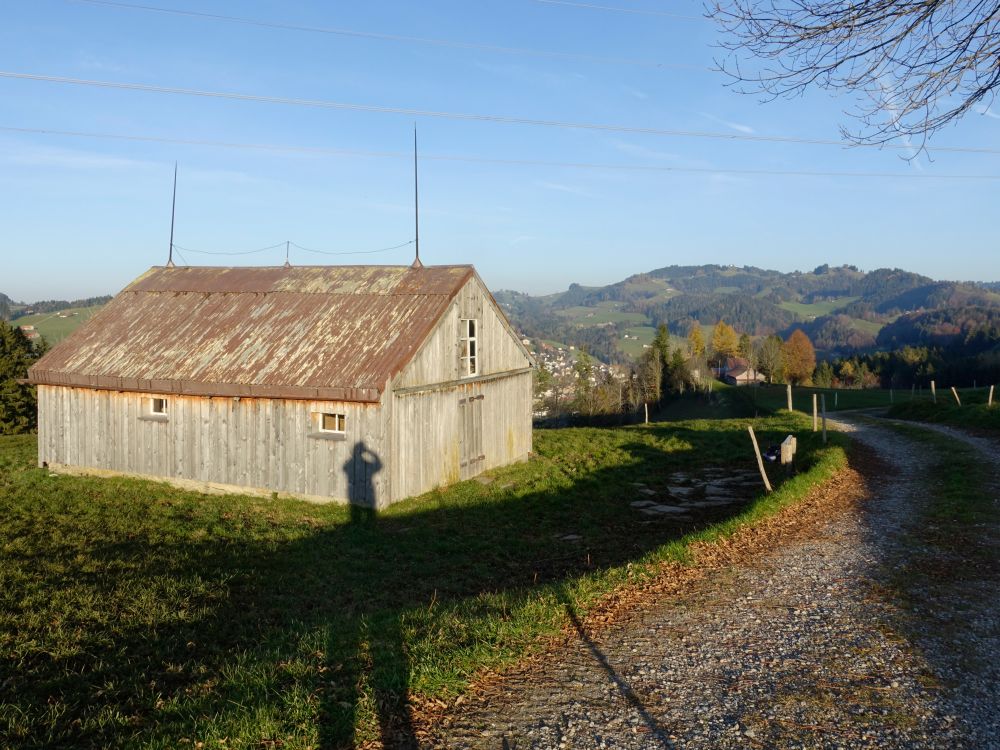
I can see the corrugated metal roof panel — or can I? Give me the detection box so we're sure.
[30,264,474,402]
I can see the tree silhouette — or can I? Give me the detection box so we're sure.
[710,0,1000,146]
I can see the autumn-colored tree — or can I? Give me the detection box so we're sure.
[711,321,739,365]
[838,360,856,387]
[687,324,706,358]
[782,329,817,385]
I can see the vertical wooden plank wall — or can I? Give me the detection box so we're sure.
[37,385,386,505]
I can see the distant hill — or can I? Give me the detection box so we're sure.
[11,296,112,320]
[497,264,1000,362]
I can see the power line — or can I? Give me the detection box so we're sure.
[533,0,703,20]
[291,240,415,256]
[172,241,286,256]
[2,70,996,156]
[170,240,415,259]
[4,125,1000,180]
[63,0,696,70]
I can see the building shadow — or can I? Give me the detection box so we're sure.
[2,423,812,748]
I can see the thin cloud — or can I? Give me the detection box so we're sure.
[699,112,755,134]
[975,105,1000,120]
[624,86,649,100]
[1,144,153,170]
[536,180,590,196]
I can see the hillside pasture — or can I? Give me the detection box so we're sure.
[555,302,648,327]
[13,305,103,343]
[0,414,846,748]
[779,296,859,319]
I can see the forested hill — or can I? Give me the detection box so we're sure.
[496,264,1000,363]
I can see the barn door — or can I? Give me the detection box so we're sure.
[458,394,485,480]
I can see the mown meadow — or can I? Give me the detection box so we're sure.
[0,413,847,748]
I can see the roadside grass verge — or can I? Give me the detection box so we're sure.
[875,420,995,525]
[738,384,992,418]
[0,414,847,749]
[888,398,1000,435]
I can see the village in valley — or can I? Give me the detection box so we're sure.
[2,1,999,749]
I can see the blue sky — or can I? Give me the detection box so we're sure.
[2,0,999,301]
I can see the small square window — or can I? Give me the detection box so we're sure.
[320,413,346,433]
[151,398,168,415]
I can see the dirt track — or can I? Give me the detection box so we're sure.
[427,418,1000,749]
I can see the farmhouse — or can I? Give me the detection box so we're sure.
[713,356,765,386]
[28,264,534,509]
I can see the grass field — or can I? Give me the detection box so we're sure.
[0,414,846,748]
[13,305,103,343]
[618,328,689,360]
[619,325,655,358]
[779,296,858,318]
[556,302,648,327]
[887,391,1000,433]
[743,384,993,416]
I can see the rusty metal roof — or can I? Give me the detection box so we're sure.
[29,264,475,402]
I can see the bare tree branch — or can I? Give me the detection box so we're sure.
[708,0,1000,147]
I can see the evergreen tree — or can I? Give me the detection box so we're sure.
[813,360,835,388]
[738,333,752,359]
[0,321,38,434]
[668,347,689,394]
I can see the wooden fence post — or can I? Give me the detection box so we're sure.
[821,394,827,445]
[786,383,793,412]
[747,425,773,493]
[644,402,649,424]
[951,387,962,407]
[990,385,995,408]
[813,394,818,432]
[931,380,937,403]
[834,391,839,409]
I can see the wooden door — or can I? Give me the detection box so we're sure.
[458,393,485,480]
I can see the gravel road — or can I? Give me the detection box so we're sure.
[429,418,1000,749]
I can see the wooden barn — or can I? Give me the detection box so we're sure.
[28,264,534,509]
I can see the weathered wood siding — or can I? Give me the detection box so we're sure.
[37,384,390,507]
[391,371,533,500]
[396,275,532,387]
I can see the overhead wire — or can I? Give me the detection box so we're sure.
[168,240,415,258]
[2,71,997,156]
[63,0,694,70]
[533,0,704,20]
[171,245,189,265]
[171,241,286,256]
[4,125,1000,180]
[291,240,416,256]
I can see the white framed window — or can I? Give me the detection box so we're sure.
[319,412,346,434]
[460,318,478,377]
[141,396,169,422]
